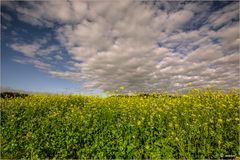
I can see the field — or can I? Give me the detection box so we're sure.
[1,89,239,159]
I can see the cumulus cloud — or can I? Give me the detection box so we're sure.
[9,42,60,57]
[5,1,240,93]
[211,23,239,53]
[10,43,41,57]
[14,1,87,27]
[37,45,59,56]
[186,44,224,62]
[165,10,194,32]
[208,3,239,28]
[48,70,82,81]
[54,55,63,61]
[13,58,52,71]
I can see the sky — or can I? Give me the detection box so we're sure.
[1,0,239,94]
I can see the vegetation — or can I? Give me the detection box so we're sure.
[1,89,239,159]
[0,92,29,99]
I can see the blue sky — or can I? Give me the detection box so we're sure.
[1,1,239,94]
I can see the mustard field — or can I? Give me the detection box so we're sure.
[1,89,239,159]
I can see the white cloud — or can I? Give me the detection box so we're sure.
[163,31,201,44]
[48,70,81,81]
[160,30,206,54]
[10,43,40,57]
[54,55,63,60]
[36,45,59,56]
[212,53,239,65]
[57,20,113,51]
[9,42,59,57]
[208,3,238,28]
[31,59,52,70]
[166,10,194,32]
[6,1,240,93]
[13,58,52,70]
[69,47,96,61]
[186,44,224,62]
[14,0,87,27]
[211,23,239,53]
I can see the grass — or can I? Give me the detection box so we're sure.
[1,89,239,159]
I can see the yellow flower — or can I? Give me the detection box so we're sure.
[145,145,150,150]
[137,121,141,126]
[218,119,223,123]
[226,119,231,122]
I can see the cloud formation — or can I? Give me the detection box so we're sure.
[10,42,60,57]
[10,43,41,57]
[4,1,240,93]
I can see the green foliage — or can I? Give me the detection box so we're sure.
[1,90,239,159]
